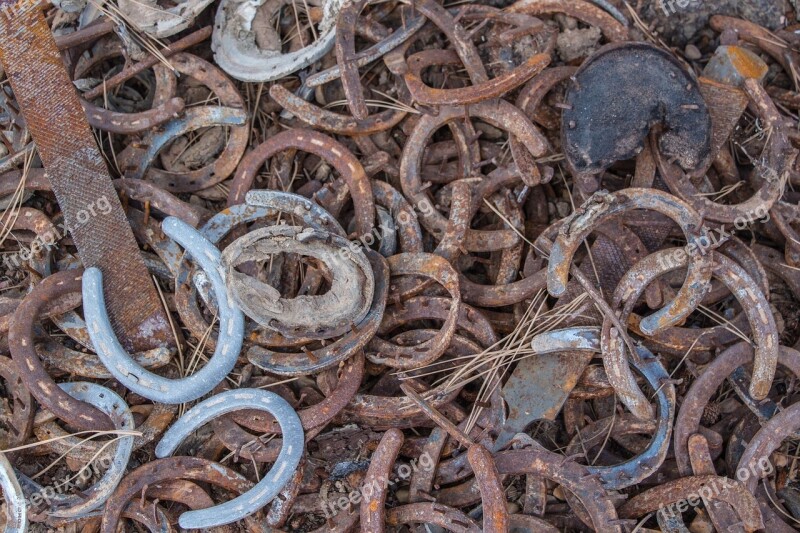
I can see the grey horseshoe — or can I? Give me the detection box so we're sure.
[0,452,25,532]
[83,217,244,404]
[155,388,304,528]
[527,327,675,490]
[19,382,134,518]
[221,225,375,339]
[245,189,346,236]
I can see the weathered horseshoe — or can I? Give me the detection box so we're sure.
[306,5,425,87]
[117,53,249,193]
[212,0,347,82]
[506,0,629,42]
[618,475,764,531]
[547,188,712,336]
[246,250,388,375]
[529,327,675,487]
[227,128,376,238]
[609,249,778,401]
[561,42,712,185]
[19,382,134,518]
[100,456,257,532]
[399,100,548,252]
[657,79,794,224]
[366,253,460,369]
[493,447,624,532]
[674,343,800,477]
[221,225,374,340]
[9,270,114,431]
[269,84,407,135]
[402,47,552,106]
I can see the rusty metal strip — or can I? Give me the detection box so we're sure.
[0,5,171,351]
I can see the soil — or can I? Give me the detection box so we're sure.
[632,0,791,46]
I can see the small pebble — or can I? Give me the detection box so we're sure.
[685,44,702,60]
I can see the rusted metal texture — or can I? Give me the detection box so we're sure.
[0,3,798,531]
[0,4,173,352]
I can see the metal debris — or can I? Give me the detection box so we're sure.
[0,2,798,531]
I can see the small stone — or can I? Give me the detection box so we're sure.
[685,44,702,60]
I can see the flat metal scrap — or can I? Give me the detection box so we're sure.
[0,2,172,351]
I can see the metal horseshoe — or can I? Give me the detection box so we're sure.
[19,382,134,518]
[155,388,304,528]
[82,216,244,404]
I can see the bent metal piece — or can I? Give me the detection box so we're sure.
[100,456,255,533]
[335,0,404,119]
[527,327,675,489]
[612,249,779,402]
[0,4,173,353]
[34,401,175,462]
[118,106,247,192]
[79,26,213,102]
[81,97,186,136]
[9,270,114,431]
[0,357,34,455]
[227,350,363,435]
[547,188,712,336]
[175,196,349,350]
[221,225,374,340]
[385,503,480,532]
[155,388,304,528]
[212,0,347,82]
[735,400,800,532]
[21,382,134,518]
[467,444,510,532]
[83,217,244,404]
